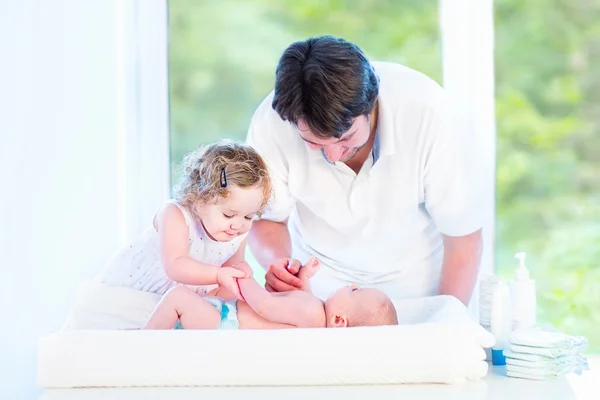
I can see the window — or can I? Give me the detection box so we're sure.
[494,0,600,352]
[167,0,441,284]
[166,0,598,352]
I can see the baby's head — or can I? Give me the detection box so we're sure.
[324,284,398,328]
[175,140,272,242]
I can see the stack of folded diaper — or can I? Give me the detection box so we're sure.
[504,328,589,380]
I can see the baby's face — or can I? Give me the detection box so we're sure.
[324,284,388,327]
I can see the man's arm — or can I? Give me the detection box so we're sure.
[245,97,304,291]
[248,219,305,292]
[419,90,486,306]
[237,277,324,328]
[245,97,298,273]
[437,229,483,305]
[247,219,291,270]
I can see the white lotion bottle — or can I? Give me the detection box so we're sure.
[510,252,536,330]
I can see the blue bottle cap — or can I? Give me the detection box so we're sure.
[491,349,506,365]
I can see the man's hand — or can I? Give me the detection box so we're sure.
[216,267,247,300]
[264,258,304,292]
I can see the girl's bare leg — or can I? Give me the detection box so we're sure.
[144,286,221,330]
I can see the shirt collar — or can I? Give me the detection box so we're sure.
[376,92,397,157]
[306,134,381,164]
[306,95,397,163]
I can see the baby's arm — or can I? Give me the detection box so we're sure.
[155,204,248,295]
[238,277,325,328]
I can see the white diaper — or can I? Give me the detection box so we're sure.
[505,351,588,369]
[504,328,589,380]
[507,328,588,358]
[504,350,584,364]
[506,357,589,380]
[509,329,587,349]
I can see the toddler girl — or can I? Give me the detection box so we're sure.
[97,140,272,299]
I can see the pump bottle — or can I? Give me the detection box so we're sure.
[509,252,536,330]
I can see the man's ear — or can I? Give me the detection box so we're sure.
[329,314,347,328]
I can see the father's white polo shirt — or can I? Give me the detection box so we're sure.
[246,62,484,300]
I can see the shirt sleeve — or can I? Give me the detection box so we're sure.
[423,94,485,237]
[245,99,296,222]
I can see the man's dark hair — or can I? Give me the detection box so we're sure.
[271,35,379,139]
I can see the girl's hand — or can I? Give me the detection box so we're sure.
[230,261,254,279]
[216,267,246,300]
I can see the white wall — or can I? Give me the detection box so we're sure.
[0,1,165,397]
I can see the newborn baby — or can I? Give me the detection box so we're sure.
[143,257,398,330]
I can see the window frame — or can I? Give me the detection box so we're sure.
[440,0,497,314]
[116,0,171,241]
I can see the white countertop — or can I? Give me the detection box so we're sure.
[38,361,599,400]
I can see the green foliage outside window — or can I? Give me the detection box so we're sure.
[168,0,600,351]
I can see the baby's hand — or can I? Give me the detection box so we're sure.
[230,261,253,279]
[216,267,246,300]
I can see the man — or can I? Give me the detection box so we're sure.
[246,35,483,305]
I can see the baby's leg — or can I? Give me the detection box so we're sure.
[297,257,320,293]
[144,286,221,330]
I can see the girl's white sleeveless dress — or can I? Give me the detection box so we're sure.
[97,200,246,295]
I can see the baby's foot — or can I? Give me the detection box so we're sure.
[298,256,320,281]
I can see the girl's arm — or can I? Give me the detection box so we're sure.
[222,237,247,267]
[222,238,254,278]
[237,276,325,328]
[155,204,245,288]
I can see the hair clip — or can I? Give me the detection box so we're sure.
[220,167,227,188]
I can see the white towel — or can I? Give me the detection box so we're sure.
[61,280,482,330]
[37,280,496,387]
[60,281,161,330]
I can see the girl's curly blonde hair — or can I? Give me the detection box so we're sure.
[174,140,272,216]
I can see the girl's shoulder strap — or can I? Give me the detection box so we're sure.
[165,199,194,227]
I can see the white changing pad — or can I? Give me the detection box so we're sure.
[38,281,495,388]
